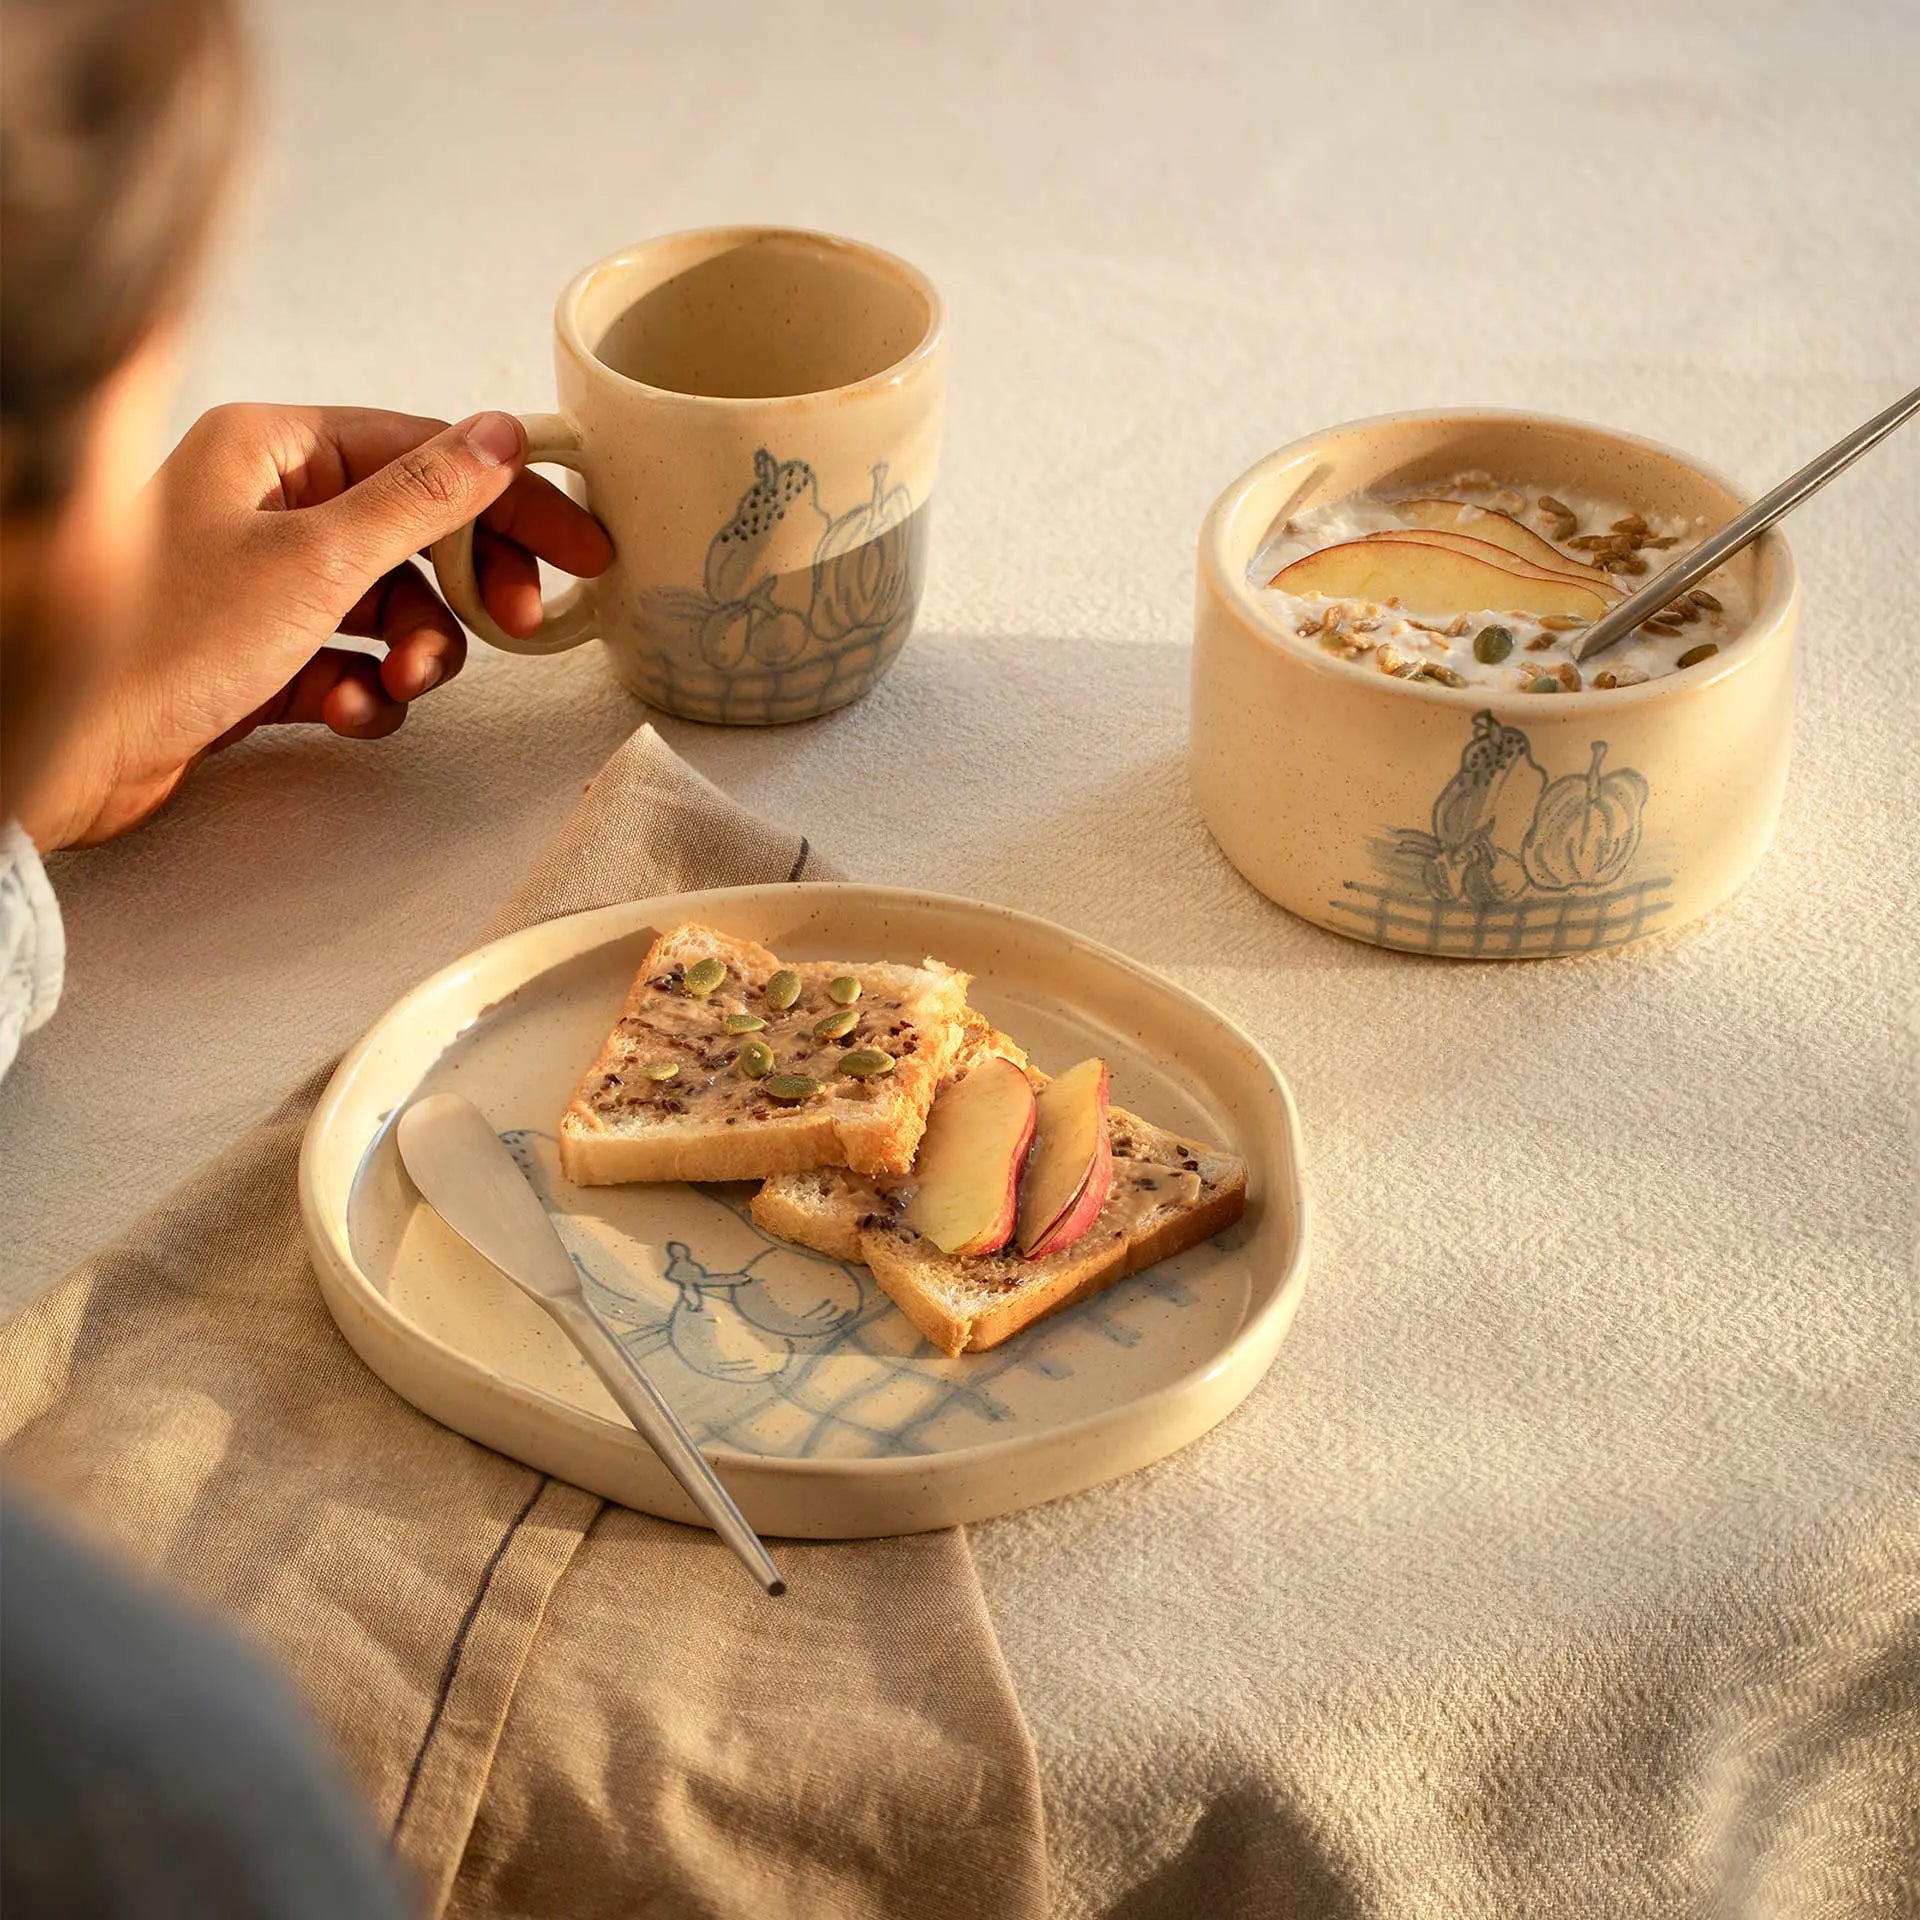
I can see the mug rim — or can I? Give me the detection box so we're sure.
[554,225,945,407]
[1199,407,1801,713]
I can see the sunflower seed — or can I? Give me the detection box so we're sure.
[1688,588,1722,613]
[1537,614,1587,632]
[644,1062,681,1082]
[1611,514,1648,534]
[1676,643,1720,669]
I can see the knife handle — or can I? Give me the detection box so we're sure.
[544,1293,786,1596]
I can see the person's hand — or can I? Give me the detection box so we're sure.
[19,404,613,850]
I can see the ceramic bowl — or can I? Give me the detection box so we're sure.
[1190,410,1799,957]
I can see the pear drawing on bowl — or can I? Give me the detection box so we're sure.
[1428,712,1546,902]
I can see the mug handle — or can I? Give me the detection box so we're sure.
[429,411,599,655]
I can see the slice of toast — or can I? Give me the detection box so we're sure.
[559,924,970,1186]
[751,1030,1247,1355]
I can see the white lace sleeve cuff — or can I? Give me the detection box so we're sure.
[0,820,65,1083]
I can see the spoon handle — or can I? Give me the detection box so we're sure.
[1575,383,1920,661]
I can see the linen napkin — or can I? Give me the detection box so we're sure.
[0,726,1047,1920]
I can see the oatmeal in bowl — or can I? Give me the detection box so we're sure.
[1191,410,1799,957]
[1250,479,1750,693]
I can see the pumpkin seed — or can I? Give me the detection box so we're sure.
[1687,588,1722,613]
[837,1048,896,1079]
[1418,664,1467,687]
[736,1039,774,1079]
[827,976,862,1006]
[1676,643,1720,669]
[1528,675,1561,694]
[1474,625,1515,664]
[763,969,802,1011]
[683,957,726,997]
[644,1062,681,1082]
[763,1073,822,1103]
[813,1008,859,1040]
[723,1013,767,1033]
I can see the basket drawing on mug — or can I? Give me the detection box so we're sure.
[635,449,929,724]
[1330,711,1672,957]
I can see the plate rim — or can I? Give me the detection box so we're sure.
[300,883,1311,1486]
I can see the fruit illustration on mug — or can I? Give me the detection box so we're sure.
[811,462,914,642]
[1523,740,1648,891]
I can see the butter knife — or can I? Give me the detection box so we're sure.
[396,1092,786,1596]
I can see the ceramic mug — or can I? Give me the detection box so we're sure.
[1191,410,1800,957]
[431,227,946,725]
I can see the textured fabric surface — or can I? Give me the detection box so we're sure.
[1,2,1916,1915]
[0,728,1045,1918]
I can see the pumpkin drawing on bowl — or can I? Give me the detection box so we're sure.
[1523,741,1648,892]
[811,463,914,642]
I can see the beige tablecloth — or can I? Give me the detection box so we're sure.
[3,1,1918,1914]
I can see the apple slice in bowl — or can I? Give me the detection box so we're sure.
[1356,527,1621,600]
[1396,498,1609,581]
[1269,538,1611,621]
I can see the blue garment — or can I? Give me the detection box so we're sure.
[0,1495,413,1918]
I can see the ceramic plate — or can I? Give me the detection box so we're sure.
[300,886,1308,1538]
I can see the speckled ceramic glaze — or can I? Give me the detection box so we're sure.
[300,886,1308,1539]
[432,229,946,724]
[1191,411,1800,956]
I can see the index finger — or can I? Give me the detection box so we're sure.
[480,469,614,577]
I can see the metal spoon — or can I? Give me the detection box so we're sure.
[396,1092,786,1597]
[1574,383,1920,662]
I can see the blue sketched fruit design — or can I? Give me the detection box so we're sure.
[637,448,928,722]
[1330,712,1669,956]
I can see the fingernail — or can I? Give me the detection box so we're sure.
[463,411,522,467]
[415,661,443,695]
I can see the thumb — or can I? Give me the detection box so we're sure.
[309,411,523,581]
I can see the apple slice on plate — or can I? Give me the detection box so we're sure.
[1397,498,1607,579]
[1016,1058,1115,1259]
[1269,538,1611,621]
[905,1057,1036,1257]
[1358,527,1620,600]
